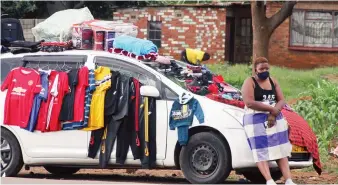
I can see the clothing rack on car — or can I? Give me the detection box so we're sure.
[22,55,87,67]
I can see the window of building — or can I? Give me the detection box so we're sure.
[290,10,338,51]
[148,21,162,48]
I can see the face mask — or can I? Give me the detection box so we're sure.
[257,71,270,80]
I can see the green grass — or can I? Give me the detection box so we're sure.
[207,62,338,101]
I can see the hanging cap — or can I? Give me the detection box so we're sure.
[179,92,194,104]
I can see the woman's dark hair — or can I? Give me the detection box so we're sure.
[254,57,269,69]
[202,53,210,61]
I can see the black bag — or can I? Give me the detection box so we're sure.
[1,18,25,42]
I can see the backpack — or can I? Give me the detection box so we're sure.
[1,18,25,42]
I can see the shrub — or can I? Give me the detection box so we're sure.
[293,80,338,162]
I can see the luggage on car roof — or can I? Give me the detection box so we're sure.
[1,18,25,42]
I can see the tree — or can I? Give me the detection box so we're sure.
[1,1,37,18]
[251,1,297,74]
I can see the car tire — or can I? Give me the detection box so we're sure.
[1,128,24,177]
[242,170,283,183]
[44,166,80,176]
[179,132,232,184]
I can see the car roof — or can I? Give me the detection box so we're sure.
[1,50,110,59]
[0,50,162,77]
[0,50,146,65]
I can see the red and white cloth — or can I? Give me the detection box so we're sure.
[281,107,322,175]
[108,48,158,61]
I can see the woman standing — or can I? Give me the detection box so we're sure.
[241,57,296,185]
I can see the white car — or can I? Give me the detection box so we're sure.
[0,50,312,184]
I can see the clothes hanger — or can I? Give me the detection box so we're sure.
[25,62,32,69]
[30,61,40,70]
[40,61,49,70]
[61,61,72,71]
[55,62,62,71]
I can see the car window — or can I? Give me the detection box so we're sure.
[164,85,178,100]
[94,56,162,93]
[1,57,23,84]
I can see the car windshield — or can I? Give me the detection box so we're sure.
[146,59,242,100]
[147,60,190,90]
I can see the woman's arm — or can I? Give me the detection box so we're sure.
[272,77,286,113]
[241,77,277,112]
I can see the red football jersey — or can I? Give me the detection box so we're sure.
[46,72,70,132]
[1,67,41,128]
[36,70,58,132]
[71,66,88,122]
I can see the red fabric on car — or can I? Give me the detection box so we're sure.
[281,108,322,175]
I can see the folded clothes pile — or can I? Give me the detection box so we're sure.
[40,40,73,52]
[1,39,45,54]
[113,35,158,56]
[150,60,243,106]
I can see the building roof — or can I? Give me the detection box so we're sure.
[163,1,248,7]
[113,1,249,9]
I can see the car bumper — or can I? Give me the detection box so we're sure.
[268,154,313,169]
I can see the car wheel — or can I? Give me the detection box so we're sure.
[242,170,283,183]
[179,132,232,184]
[1,129,24,177]
[44,166,80,176]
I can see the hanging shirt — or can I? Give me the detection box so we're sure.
[59,69,79,121]
[104,70,121,117]
[46,74,59,130]
[25,71,49,132]
[82,66,111,131]
[82,69,96,129]
[62,67,89,130]
[1,67,41,128]
[36,70,58,132]
[112,74,131,121]
[73,67,89,122]
[46,72,70,132]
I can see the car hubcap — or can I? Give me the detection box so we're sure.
[191,144,218,175]
[1,137,12,170]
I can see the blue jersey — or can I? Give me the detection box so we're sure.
[25,71,49,132]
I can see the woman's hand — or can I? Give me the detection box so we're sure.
[267,114,276,128]
[270,107,281,116]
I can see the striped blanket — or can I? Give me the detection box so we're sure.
[243,108,292,162]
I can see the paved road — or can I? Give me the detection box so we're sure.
[2,177,145,184]
[1,168,248,184]
[1,174,246,184]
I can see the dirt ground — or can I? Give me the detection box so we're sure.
[323,74,338,84]
[287,96,313,106]
[16,166,338,184]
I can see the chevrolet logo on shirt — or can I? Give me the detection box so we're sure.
[12,87,27,96]
[12,87,27,93]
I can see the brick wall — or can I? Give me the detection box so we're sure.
[266,2,338,69]
[113,7,226,63]
[20,19,45,42]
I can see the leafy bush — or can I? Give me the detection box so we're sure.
[293,80,338,161]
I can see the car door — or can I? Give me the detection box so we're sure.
[2,55,89,159]
[94,56,168,164]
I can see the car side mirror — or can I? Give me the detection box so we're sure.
[140,85,160,98]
